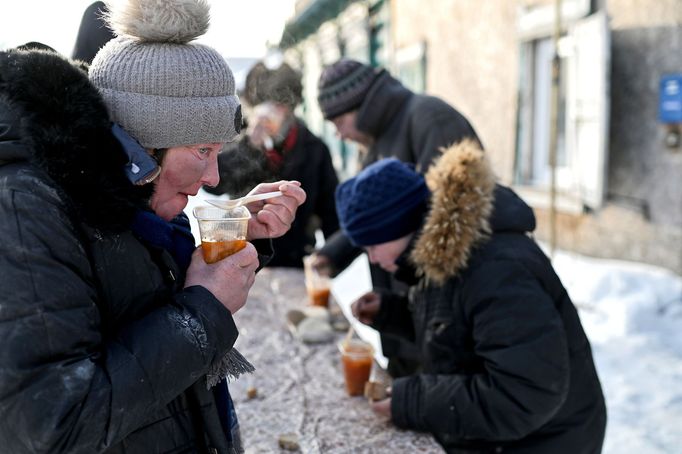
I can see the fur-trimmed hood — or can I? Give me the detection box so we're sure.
[0,48,153,231]
[410,140,535,283]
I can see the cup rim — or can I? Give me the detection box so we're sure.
[193,205,251,221]
[338,339,374,357]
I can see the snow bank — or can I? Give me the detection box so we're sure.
[549,248,682,454]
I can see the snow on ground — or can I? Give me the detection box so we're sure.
[549,248,682,454]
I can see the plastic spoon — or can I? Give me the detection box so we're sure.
[205,191,283,210]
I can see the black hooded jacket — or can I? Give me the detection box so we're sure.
[0,49,259,453]
[378,142,606,453]
[357,71,480,172]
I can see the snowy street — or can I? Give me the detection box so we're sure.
[552,249,682,454]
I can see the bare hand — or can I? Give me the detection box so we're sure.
[370,397,392,419]
[351,292,381,325]
[245,180,306,240]
[184,244,259,314]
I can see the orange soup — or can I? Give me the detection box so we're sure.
[341,343,373,396]
[308,287,330,307]
[201,239,247,264]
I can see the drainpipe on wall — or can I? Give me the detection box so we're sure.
[549,0,562,259]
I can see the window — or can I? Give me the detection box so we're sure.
[369,0,390,68]
[396,42,426,93]
[515,36,569,188]
[514,9,610,211]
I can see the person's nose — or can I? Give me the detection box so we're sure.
[202,153,220,188]
[332,124,345,139]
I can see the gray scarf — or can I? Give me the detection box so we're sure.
[207,348,255,388]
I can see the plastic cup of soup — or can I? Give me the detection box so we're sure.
[339,339,374,396]
[303,255,332,307]
[193,206,250,264]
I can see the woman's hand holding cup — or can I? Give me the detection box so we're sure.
[184,244,259,314]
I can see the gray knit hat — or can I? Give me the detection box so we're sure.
[89,0,241,149]
[317,59,381,120]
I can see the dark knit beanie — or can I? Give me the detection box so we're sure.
[317,59,381,120]
[335,158,430,247]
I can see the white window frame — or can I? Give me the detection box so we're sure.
[514,2,610,212]
[395,41,427,93]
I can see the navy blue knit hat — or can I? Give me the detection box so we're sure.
[335,158,430,247]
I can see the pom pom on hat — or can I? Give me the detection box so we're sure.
[91,0,241,149]
[104,0,209,43]
[335,158,430,247]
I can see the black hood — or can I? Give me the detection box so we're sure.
[0,49,153,231]
[0,98,26,163]
[489,185,536,234]
[356,71,413,138]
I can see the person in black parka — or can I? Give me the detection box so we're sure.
[206,62,339,268]
[334,140,607,453]
[0,1,306,453]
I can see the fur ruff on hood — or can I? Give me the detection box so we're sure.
[0,49,153,231]
[410,139,496,284]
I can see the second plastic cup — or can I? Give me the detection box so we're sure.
[193,205,251,264]
[339,339,374,396]
[303,255,332,307]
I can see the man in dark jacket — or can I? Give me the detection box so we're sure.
[206,62,339,268]
[314,58,481,376]
[334,140,607,453]
[0,1,306,452]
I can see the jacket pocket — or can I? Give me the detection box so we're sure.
[424,317,481,374]
[424,316,460,372]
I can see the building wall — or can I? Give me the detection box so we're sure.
[564,0,682,272]
[533,203,682,273]
[391,0,519,182]
[606,0,682,228]
[392,0,682,273]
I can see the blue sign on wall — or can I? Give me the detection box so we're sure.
[660,74,682,124]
